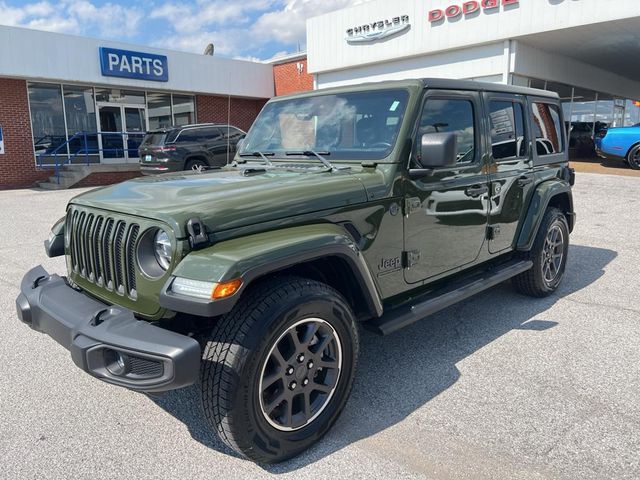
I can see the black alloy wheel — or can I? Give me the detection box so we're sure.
[626,144,640,170]
[258,318,342,431]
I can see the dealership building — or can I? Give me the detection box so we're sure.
[1,0,640,189]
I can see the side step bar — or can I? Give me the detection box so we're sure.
[366,260,533,335]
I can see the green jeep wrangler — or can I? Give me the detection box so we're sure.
[17,79,575,463]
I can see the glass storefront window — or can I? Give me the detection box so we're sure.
[173,95,196,126]
[28,83,67,159]
[95,88,145,105]
[624,100,640,126]
[28,83,196,164]
[147,92,172,130]
[63,85,99,157]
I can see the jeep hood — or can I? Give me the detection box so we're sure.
[70,167,370,237]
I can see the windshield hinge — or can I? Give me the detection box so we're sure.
[186,217,209,250]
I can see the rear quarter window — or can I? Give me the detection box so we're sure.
[531,102,564,156]
[141,132,166,146]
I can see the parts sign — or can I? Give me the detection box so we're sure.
[99,47,169,82]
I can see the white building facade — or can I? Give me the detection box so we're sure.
[307,0,640,129]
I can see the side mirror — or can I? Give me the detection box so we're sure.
[409,132,458,179]
[419,132,457,168]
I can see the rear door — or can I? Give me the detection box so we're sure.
[403,90,490,284]
[483,93,534,253]
[198,127,227,165]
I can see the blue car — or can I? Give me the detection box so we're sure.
[595,125,640,170]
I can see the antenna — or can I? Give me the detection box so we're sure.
[203,43,214,56]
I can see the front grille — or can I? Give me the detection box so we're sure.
[67,207,139,298]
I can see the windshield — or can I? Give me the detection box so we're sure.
[240,89,410,160]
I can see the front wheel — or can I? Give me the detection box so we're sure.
[200,276,359,463]
[513,207,569,297]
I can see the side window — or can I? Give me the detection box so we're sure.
[531,102,563,156]
[225,127,245,140]
[489,101,527,160]
[176,129,199,143]
[197,127,223,142]
[419,98,475,163]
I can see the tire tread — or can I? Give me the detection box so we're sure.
[200,276,356,463]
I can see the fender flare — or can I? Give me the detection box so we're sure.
[159,224,383,319]
[516,179,574,251]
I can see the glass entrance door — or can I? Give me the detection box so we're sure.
[124,107,146,160]
[98,104,146,163]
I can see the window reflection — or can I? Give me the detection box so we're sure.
[148,92,172,129]
[28,83,67,159]
[64,85,99,157]
[172,95,195,126]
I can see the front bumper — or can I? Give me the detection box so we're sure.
[16,265,200,393]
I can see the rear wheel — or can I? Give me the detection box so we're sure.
[200,276,358,463]
[513,207,569,297]
[185,158,208,171]
[625,144,640,170]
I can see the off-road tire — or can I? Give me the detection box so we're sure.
[513,207,569,297]
[185,158,208,171]
[200,276,359,463]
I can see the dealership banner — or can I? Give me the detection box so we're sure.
[0,125,4,155]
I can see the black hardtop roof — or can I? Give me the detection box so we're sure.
[421,78,559,99]
[274,78,559,101]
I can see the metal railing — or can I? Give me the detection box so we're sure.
[37,131,146,184]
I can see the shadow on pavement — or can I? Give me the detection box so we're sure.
[150,244,616,471]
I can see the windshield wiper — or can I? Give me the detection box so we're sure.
[285,150,335,171]
[238,151,274,166]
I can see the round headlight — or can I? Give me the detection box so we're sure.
[154,229,173,270]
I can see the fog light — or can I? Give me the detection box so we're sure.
[104,349,129,376]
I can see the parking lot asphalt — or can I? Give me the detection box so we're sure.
[1,172,639,479]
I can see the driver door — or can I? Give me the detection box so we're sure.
[403,90,490,284]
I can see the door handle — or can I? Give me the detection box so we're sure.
[517,175,534,187]
[465,185,489,198]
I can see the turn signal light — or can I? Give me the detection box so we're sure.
[212,279,242,299]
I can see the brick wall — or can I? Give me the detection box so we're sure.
[195,95,267,132]
[0,78,49,189]
[273,58,314,96]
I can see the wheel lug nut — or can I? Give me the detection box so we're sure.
[307,360,314,369]
[297,354,305,363]
[286,366,294,375]
[302,378,309,386]
[289,381,297,390]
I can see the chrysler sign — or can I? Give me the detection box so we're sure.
[429,0,519,23]
[346,15,410,44]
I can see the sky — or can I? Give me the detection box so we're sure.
[0,0,367,61]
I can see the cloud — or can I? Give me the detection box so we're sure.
[0,0,143,37]
[0,0,367,59]
[253,0,368,45]
[152,0,367,58]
